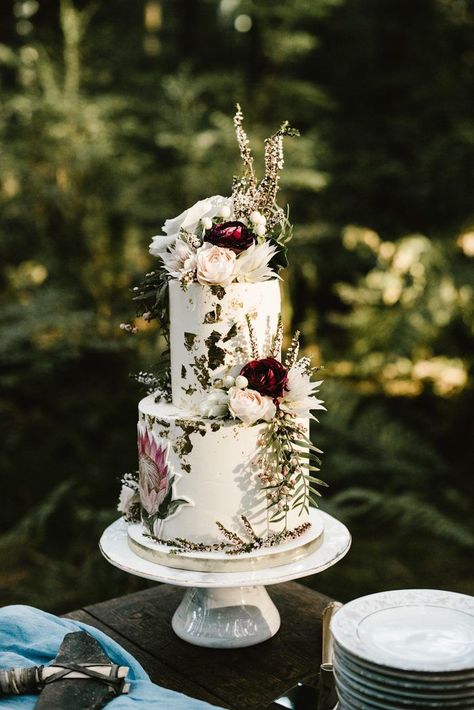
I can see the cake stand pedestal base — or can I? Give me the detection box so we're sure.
[172,585,280,648]
[99,511,351,648]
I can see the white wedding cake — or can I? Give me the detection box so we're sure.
[118,107,326,565]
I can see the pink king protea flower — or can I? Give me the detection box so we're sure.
[137,427,171,516]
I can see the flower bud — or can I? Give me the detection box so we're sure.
[219,205,231,219]
[201,217,213,230]
[255,223,266,237]
[234,375,248,389]
[222,375,235,388]
[250,211,265,225]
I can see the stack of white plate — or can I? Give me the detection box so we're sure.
[330,589,474,709]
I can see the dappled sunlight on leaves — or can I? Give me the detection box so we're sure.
[1,0,473,611]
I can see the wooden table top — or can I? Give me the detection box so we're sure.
[66,581,333,710]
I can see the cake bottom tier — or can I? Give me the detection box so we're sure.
[135,395,318,546]
[127,508,324,572]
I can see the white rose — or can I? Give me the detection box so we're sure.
[149,196,233,255]
[219,205,231,219]
[228,387,276,425]
[196,244,237,286]
[250,210,263,224]
[117,484,138,516]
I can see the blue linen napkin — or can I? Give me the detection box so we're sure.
[0,605,223,709]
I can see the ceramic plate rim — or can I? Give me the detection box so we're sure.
[335,647,474,691]
[335,659,474,704]
[334,642,474,684]
[331,589,474,672]
[335,673,474,710]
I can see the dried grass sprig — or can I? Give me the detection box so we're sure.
[284,330,300,369]
[233,103,257,190]
[231,107,299,229]
[256,121,300,227]
[216,521,245,545]
[241,515,257,539]
[270,316,283,357]
[143,517,312,555]
[245,314,260,358]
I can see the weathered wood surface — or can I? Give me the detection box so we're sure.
[66,582,333,710]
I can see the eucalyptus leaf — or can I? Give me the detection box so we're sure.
[291,439,323,454]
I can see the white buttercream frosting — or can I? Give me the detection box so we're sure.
[138,396,315,544]
[169,279,281,412]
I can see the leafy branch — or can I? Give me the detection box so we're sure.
[131,265,171,343]
[258,415,327,524]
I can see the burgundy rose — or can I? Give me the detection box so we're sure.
[240,357,289,400]
[204,221,256,254]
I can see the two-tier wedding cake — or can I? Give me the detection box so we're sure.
[118,107,326,569]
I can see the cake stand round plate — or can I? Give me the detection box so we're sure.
[99,510,351,648]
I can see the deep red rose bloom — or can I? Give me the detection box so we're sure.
[240,357,289,400]
[204,221,256,253]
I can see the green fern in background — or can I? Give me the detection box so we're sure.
[0,0,473,611]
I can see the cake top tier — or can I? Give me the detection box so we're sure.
[127,106,303,405]
[169,279,281,412]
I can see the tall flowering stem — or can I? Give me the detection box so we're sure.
[284,330,301,369]
[216,521,245,546]
[245,313,260,358]
[256,122,300,229]
[270,315,283,357]
[233,104,257,191]
[231,106,299,232]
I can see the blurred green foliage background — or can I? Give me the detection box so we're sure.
[1,0,473,612]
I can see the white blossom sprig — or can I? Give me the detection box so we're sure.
[233,103,257,192]
[245,313,260,358]
[270,315,283,357]
[284,330,301,369]
[256,121,300,229]
[231,106,299,232]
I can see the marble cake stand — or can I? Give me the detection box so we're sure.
[99,511,351,649]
